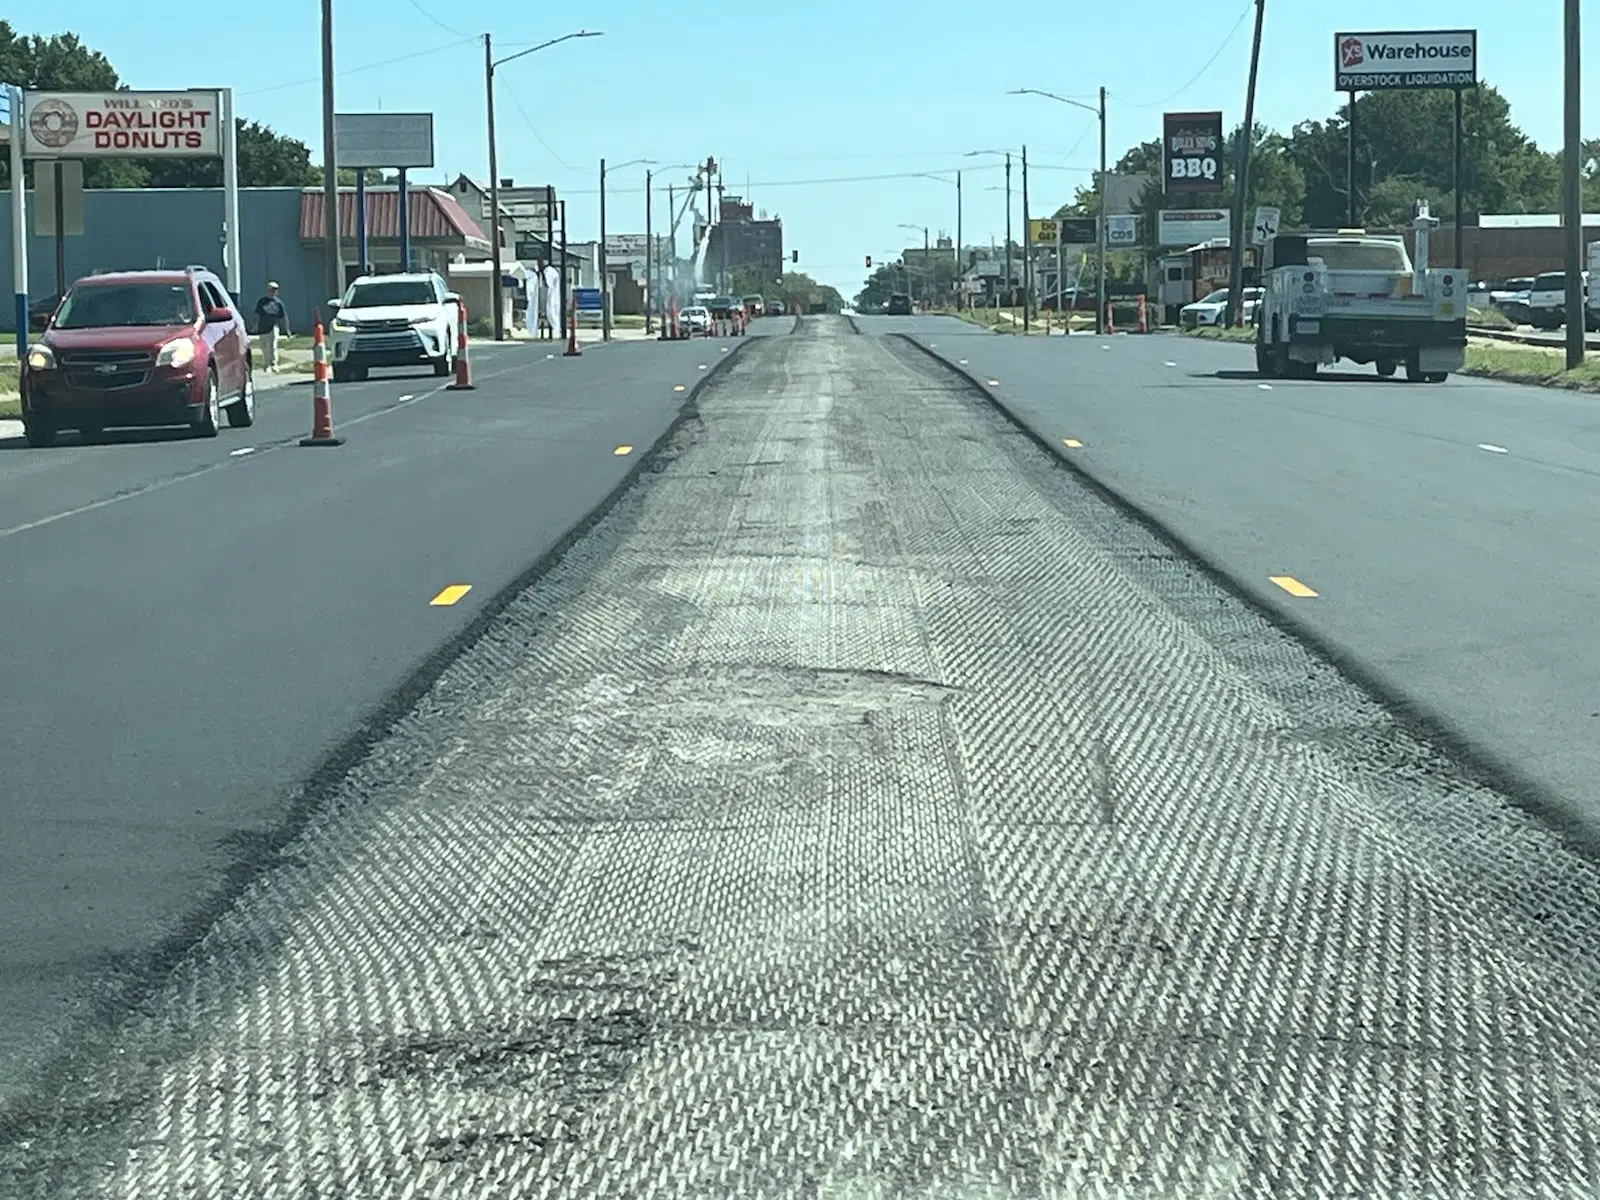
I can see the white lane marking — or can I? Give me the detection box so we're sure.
[397,394,415,402]
[1165,361,1178,367]
[958,359,969,365]
[1478,443,1509,454]
[1101,345,1111,351]
[1258,384,1273,390]
[229,447,256,457]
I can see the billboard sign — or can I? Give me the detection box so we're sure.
[1335,30,1477,91]
[1058,217,1098,244]
[23,90,221,157]
[1162,111,1224,193]
[605,233,651,255]
[1030,218,1059,245]
[1107,215,1139,247]
[1158,209,1230,246]
[334,112,434,169]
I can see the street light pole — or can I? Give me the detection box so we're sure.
[319,0,342,306]
[1022,145,1032,331]
[599,157,610,341]
[1563,0,1583,370]
[645,169,653,335]
[956,170,963,305]
[481,30,603,342]
[484,34,504,340]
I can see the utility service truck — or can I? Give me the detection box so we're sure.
[1254,201,1467,383]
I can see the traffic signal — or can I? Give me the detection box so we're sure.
[865,255,872,267]
[791,250,799,263]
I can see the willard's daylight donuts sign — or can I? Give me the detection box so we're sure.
[22,91,221,157]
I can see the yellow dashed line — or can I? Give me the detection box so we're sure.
[1269,575,1318,598]
[614,445,633,456]
[429,585,473,607]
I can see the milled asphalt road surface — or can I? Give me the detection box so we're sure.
[8,316,1600,1196]
[856,313,1600,834]
[0,328,775,1112]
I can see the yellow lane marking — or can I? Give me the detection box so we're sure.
[614,444,633,456]
[1269,576,1318,598]
[1063,438,1083,449]
[673,384,686,392]
[429,585,473,607]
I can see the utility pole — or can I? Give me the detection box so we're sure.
[956,170,963,307]
[1564,0,1584,369]
[1022,145,1031,331]
[599,157,610,342]
[667,184,675,302]
[1004,153,1013,309]
[319,0,342,306]
[645,168,653,335]
[1226,0,1266,329]
[1096,87,1107,336]
[484,34,505,340]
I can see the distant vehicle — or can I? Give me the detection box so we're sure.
[680,305,712,334]
[887,292,913,315]
[1254,212,1465,382]
[742,294,764,317]
[21,266,254,447]
[328,272,460,382]
[1490,276,1534,320]
[1180,287,1262,329]
[1526,270,1588,331]
[764,298,786,317]
[706,296,741,319]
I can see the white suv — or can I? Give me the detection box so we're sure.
[1526,270,1587,331]
[329,272,460,382]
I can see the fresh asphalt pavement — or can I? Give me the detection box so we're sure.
[0,328,774,1109]
[854,312,1600,834]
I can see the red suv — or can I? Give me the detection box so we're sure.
[22,267,255,447]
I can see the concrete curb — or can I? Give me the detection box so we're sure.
[890,329,1586,854]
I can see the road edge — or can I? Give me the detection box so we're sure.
[891,330,1599,856]
[0,334,763,1144]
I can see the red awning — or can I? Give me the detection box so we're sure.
[300,187,489,246]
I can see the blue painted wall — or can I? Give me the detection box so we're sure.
[0,187,327,332]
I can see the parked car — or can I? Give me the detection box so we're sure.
[680,305,712,334]
[705,296,741,321]
[1526,270,1588,331]
[21,266,254,447]
[328,271,460,382]
[742,294,764,318]
[1180,287,1262,329]
[764,298,786,317]
[887,292,913,315]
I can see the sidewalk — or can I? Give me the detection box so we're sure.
[30,318,1600,1197]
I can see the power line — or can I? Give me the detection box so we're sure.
[404,0,473,38]
[555,164,1008,196]
[241,37,476,96]
[1112,2,1255,110]
[506,85,573,170]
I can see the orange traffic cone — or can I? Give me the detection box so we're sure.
[300,316,344,447]
[447,298,475,389]
[1137,294,1149,334]
[563,294,582,357]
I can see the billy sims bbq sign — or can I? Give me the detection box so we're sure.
[1335,30,1477,91]
[1162,111,1224,194]
[23,91,221,158]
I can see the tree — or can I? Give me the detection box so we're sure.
[1,21,323,190]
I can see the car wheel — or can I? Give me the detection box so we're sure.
[226,362,255,427]
[1404,352,1425,383]
[24,420,57,448]
[332,362,350,383]
[1426,373,1449,384]
[1376,358,1398,378]
[352,366,369,382]
[432,343,453,377]
[193,367,221,437]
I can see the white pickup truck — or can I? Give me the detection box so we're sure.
[1253,202,1467,383]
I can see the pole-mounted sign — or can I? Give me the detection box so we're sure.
[1334,30,1477,91]
[1162,111,1224,193]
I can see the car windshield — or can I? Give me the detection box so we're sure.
[1307,239,1412,272]
[1199,290,1229,304]
[344,280,437,308]
[52,282,196,329]
[683,307,707,317]
[1532,273,1567,291]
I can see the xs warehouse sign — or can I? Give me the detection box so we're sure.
[1335,30,1477,91]
[1162,111,1224,193]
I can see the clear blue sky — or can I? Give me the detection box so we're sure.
[37,1,1599,294]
